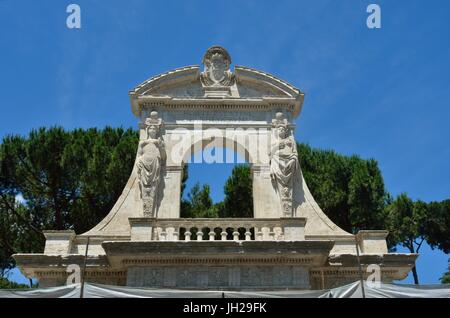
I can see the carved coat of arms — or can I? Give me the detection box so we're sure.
[200,46,235,87]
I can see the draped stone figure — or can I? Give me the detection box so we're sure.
[269,112,299,217]
[137,111,166,217]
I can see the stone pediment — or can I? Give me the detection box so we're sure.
[129,61,305,117]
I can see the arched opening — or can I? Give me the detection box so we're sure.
[179,137,254,219]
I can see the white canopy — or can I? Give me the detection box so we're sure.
[1,281,449,298]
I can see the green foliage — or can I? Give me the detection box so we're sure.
[382,194,450,284]
[181,164,189,198]
[0,127,138,273]
[180,164,190,217]
[0,277,32,289]
[0,196,40,276]
[384,194,430,284]
[441,273,450,284]
[181,183,218,218]
[385,194,428,252]
[67,127,138,232]
[180,165,253,219]
[297,143,387,233]
[441,260,450,284]
[1,127,449,286]
[424,200,450,253]
[221,165,253,218]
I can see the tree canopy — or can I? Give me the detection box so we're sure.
[297,143,387,233]
[0,127,138,276]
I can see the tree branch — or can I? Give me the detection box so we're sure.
[415,237,425,253]
[0,193,44,238]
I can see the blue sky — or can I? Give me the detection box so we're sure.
[1,0,449,285]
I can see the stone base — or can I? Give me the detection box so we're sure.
[126,266,310,289]
[13,242,417,290]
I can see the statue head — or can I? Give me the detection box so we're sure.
[277,125,289,139]
[272,112,290,139]
[144,111,163,139]
[147,124,159,139]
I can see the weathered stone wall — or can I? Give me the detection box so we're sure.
[127,266,310,289]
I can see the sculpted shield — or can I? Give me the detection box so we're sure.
[201,46,234,87]
[209,54,227,84]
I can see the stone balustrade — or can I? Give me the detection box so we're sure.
[129,217,306,242]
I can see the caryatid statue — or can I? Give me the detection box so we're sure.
[269,112,299,217]
[137,111,166,217]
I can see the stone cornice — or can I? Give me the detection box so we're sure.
[43,230,76,240]
[356,230,389,240]
[12,254,110,267]
[103,240,333,254]
[130,65,200,96]
[34,270,126,278]
[121,257,314,266]
[135,96,297,116]
[129,65,304,118]
[305,234,355,241]
[328,253,419,266]
[102,240,333,268]
[235,66,304,116]
[73,235,130,244]
[310,268,400,278]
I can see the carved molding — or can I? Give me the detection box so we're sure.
[122,257,314,266]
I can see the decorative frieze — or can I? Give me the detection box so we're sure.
[126,265,311,289]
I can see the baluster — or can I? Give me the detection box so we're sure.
[233,230,240,241]
[185,230,192,241]
[255,227,263,241]
[245,229,252,241]
[197,230,203,241]
[172,228,179,241]
[165,226,174,241]
[269,228,276,241]
[275,226,284,241]
[209,231,215,241]
[221,230,227,241]
[160,230,167,241]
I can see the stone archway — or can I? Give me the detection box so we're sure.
[160,127,280,219]
[81,45,354,238]
[14,46,417,290]
[179,134,254,218]
[131,47,304,220]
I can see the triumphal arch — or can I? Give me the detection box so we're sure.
[14,46,417,289]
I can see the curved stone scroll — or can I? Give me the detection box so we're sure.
[137,111,166,217]
[269,112,299,217]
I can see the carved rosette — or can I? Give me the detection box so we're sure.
[137,111,166,217]
[200,46,235,87]
[269,112,299,217]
